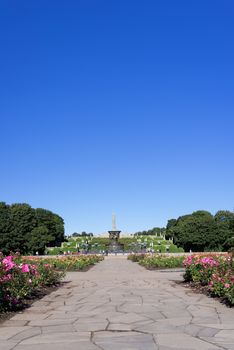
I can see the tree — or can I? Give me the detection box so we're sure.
[134,227,165,236]
[214,210,234,223]
[165,219,177,240]
[9,203,37,254]
[214,211,234,250]
[167,211,216,252]
[27,226,53,254]
[166,210,234,252]
[223,214,234,250]
[35,208,65,247]
[0,202,12,254]
[0,202,65,255]
[72,232,80,237]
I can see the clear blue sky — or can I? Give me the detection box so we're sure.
[1,0,234,235]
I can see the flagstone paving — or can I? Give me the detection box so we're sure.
[1,255,234,350]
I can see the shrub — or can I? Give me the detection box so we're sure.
[128,254,146,262]
[22,255,104,271]
[128,253,184,269]
[183,253,234,306]
[139,255,184,269]
[0,253,64,312]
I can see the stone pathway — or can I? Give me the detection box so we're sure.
[1,256,234,350]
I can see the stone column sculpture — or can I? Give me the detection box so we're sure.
[112,213,117,231]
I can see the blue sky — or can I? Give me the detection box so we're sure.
[0,0,234,234]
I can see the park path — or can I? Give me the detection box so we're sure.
[1,256,234,350]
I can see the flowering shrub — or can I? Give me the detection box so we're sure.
[0,254,103,312]
[128,253,184,268]
[128,254,146,262]
[139,255,185,269]
[22,255,104,271]
[0,253,64,312]
[184,253,234,306]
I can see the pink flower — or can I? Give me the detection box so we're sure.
[0,274,12,282]
[2,256,15,271]
[200,257,219,267]
[3,255,13,262]
[183,256,193,266]
[44,264,51,268]
[224,283,230,289]
[21,264,30,273]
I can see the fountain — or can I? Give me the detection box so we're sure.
[108,214,123,252]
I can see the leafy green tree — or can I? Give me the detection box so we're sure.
[214,211,234,250]
[166,210,234,252]
[165,219,177,240]
[0,202,12,254]
[0,202,65,255]
[223,214,234,250]
[214,210,234,223]
[134,227,165,236]
[72,232,80,237]
[35,208,64,248]
[27,226,54,254]
[168,211,215,252]
[9,203,37,254]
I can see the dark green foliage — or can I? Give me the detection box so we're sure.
[35,209,64,247]
[71,232,93,237]
[10,203,37,254]
[28,226,53,255]
[134,227,166,236]
[0,202,65,255]
[119,237,138,250]
[166,210,234,252]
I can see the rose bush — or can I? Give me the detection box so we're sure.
[128,253,184,269]
[184,253,234,306]
[127,254,146,262]
[22,255,104,271]
[0,253,103,312]
[0,253,64,311]
[139,255,184,269]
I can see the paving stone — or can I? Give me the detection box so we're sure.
[1,320,29,327]
[14,342,99,350]
[214,329,234,341]
[20,331,91,344]
[47,312,79,319]
[199,337,234,349]
[156,333,222,349]
[108,323,133,331]
[73,321,108,331]
[198,327,220,337]
[198,323,234,330]
[134,321,184,334]
[10,313,48,321]
[0,326,31,341]
[28,318,77,326]
[0,341,18,350]
[93,331,158,350]
[107,312,149,324]
[10,327,41,342]
[41,324,76,334]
